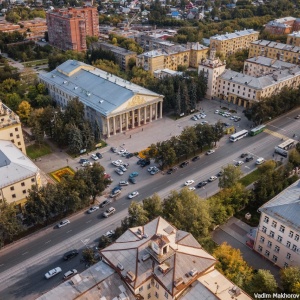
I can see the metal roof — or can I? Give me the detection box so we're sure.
[210,29,259,41]
[245,56,296,70]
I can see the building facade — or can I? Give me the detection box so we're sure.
[91,42,137,71]
[0,101,26,154]
[249,40,300,63]
[287,31,300,46]
[210,29,259,56]
[39,60,163,138]
[0,140,41,208]
[46,7,99,52]
[254,180,300,268]
[265,17,300,35]
[136,33,177,51]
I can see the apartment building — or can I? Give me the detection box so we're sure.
[210,29,259,56]
[0,101,26,155]
[249,40,300,63]
[244,56,296,77]
[39,60,163,138]
[90,42,137,71]
[287,31,300,46]
[136,32,177,51]
[254,179,300,268]
[137,42,208,73]
[46,6,99,52]
[0,140,41,209]
[265,17,300,35]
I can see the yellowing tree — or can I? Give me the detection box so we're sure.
[17,101,31,123]
[213,243,253,288]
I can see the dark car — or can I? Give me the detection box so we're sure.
[129,177,137,184]
[197,181,208,188]
[167,167,177,174]
[217,170,224,177]
[96,152,103,159]
[240,153,248,158]
[245,156,254,162]
[110,147,117,153]
[79,158,88,164]
[112,186,122,193]
[126,153,134,158]
[63,249,79,261]
[140,160,150,167]
[192,156,200,162]
[180,161,189,168]
[100,199,112,208]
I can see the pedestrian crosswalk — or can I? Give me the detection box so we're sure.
[264,128,289,140]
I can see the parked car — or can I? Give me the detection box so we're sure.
[240,153,248,158]
[110,189,121,198]
[103,207,116,217]
[99,199,112,208]
[111,147,117,153]
[235,161,244,167]
[45,267,62,279]
[217,170,224,177]
[256,157,265,165]
[192,156,200,162]
[118,149,127,155]
[245,156,254,162]
[57,219,70,228]
[63,269,77,280]
[79,158,88,164]
[184,180,194,186]
[150,167,159,175]
[126,153,134,159]
[140,160,150,167]
[103,230,115,238]
[197,181,208,188]
[119,180,129,186]
[118,165,127,172]
[112,160,123,167]
[215,110,219,114]
[91,154,98,161]
[122,162,129,168]
[96,152,103,159]
[208,176,217,182]
[201,121,208,125]
[87,206,99,214]
[63,249,79,261]
[180,161,189,168]
[128,191,139,199]
[206,149,215,155]
[81,161,92,167]
[129,172,139,178]
[129,177,137,184]
[167,167,177,174]
[115,168,124,176]
[295,115,300,119]
[188,187,196,191]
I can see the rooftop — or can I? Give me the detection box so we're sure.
[0,140,39,188]
[93,41,137,55]
[0,101,21,129]
[210,29,259,41]
[251,40,300,53]
[266,16,296,24]
[259,179,300,232]
[245,56,296,70]
[288,31,300,38]
[39,60,161,116]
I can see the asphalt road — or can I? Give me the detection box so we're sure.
[0,109,299,299]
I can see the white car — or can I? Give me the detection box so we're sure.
[256,157,265,165]
[115,168,124,175]
[206,149,215,155]
[208,176,217,182]
[112,160,123,167]
[119,165,127,172]
[128,191,139,199]
[87,206,99,214]
[201,121,208,125]
[147,166,155,172]
[63,269,77,280]
[215,110,219,114]
[188,187,196,191]
[119,180,129,186]
[81,161,92,167]
[57,219,70,228]
[45,267,62,279]
[200,114,206,118]
[184,180,195,186]
[103,207,116,217]
[91,154,98,161]
[118,149,127,155]
[235,161,244,167]
[103,230,115,238]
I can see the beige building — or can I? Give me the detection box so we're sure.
[249,39,300,63]
[137,42,208,73]
[91,42,137,71]
[0,101,26,154]
[210,29,259,56]
[0,140,41,209]
[287,31,300,46]
[254,180,300,268]
[39,60,163,138]
[136,33,177,51]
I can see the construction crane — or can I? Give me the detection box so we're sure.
[124,12,140,30]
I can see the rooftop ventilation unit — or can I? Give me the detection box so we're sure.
[63,81,67,84]
[74,86,78,90]
[117,263,124,270]
[189,268,197,277]
[142,254,150,261]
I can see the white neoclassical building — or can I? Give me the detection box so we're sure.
[39,60,164,138]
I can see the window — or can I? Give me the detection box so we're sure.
[155,283,159,289]
[278,236,282,243]
[165,291,169,299]
[271,221,277,228]
[269,231,274,238]
[287,241,291,248]
[22,190,26,194]
[21,182,25,186]
[287,253,291,260]
[267,241,272,248]
[148,294,151,299]
[265,250,270,257]
[12,194,16,198]
[264,216,269,223]
[260,236,265,243]
[10,186,14,191]
[10,133,13,137]
[292,244,297,252]
[284,262,289,268]
[262,226,267,233]
[274,245,280,253]
[272,255,278,262]
[16,134,20,138]
[155,292,159,298]
[15,128,18,132]
[258,245,263,252]
[289,231,294,238]
[31,178,35,182]
[18,142,21,146]
[147,284,151,290]
[295,234,299,241]
[279,225,285,233]
[139,286,143,292]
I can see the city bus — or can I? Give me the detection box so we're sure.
[229,129,249,142]
[249,125,266,136]
[274,139,296,157]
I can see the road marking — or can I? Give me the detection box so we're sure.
[86,220,92,223]
[22,252,28,256]
[264,128,288,139]
[268,124,286,131]
[66,230,72,233]
[244,166,250,169]
[45,240,51,244]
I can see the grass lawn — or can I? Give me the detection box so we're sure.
[23,59,48,67]
[235,205,261,227]
[26,142,52,159]
[239,169,261,186]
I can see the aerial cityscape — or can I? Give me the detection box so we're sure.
[0,0,300,299]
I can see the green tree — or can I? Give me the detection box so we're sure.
[247,269,278,295]
[127,201,149,227]
[66,123,83,154]
[31,120,44,145]
[289,149,300,167]
[218,164,243,189]
[281,266,300,293]
[17,100,31,123]
[82,248,98,266]
[142,194,163,220]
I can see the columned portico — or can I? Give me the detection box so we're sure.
[126,112,129,130]
[150,104,153,122]
[119,114,123,133]
[155,102,158,120]
[131,110,135,128]
[138,109,141,126]
[107,118,110,137]
[113,116,116,135]
[144,106,147,124]
[160,101,163,118]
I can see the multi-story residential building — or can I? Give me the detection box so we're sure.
[90,42,137,71]
[136,33,177,51]
[46,6,99,52]
[18,18,47,40]
[244,56,296,77]
[210,29,259,56]
[137,42,208,73]
[39,60,163,138]
[254,179,300,268]
[0,101,26,154]
[287,31,300,46]
[0,20,21,33]
[38,216,251,299]
[0,140,41,209]
[264,17,300,35]
[249,40,300,63]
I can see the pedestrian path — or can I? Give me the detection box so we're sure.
[264,128,288,140]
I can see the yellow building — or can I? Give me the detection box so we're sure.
[210,29,259,56]
[249,39,300,63]
[0,140,41,210]
[137,42,208,73]
[0,101,26,155]
[287,31,300,46]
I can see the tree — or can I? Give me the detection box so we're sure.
[31,120,44,145]
[82,248,98,266]
[281,266,300,293]
[247,269,278,295]
[142,194,163,220]
[17,100,31,123]
[289,149,300,167]
[66,123,83,154]
[127,201,149,227]
[98,235,113,249]
[213,243,253,288]
[219,164,243,189]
